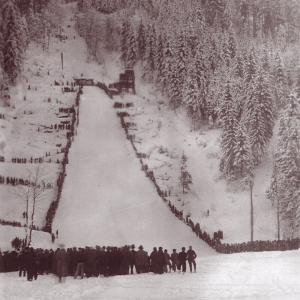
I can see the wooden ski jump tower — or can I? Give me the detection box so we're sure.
[119,69,135,94]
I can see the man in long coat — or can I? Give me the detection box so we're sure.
[135,245,148,274]
[54,245,68,283]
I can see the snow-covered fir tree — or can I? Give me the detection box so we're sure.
[234,54,244,78]
[244,47,257,84]
[3,1,24,84]
[245,67,275,165]
[273,50,287,108]
[183,59,200,129]
[193,43,208,121]
[219,82,238,177]
[160,39,173,93]
[126,22,137,67]
[269,92,300,235]
[144,22,156,80]
[136,19,146,60]
[155,32,164,80]
[179,151,193,194]
[233,120,253,175]
[167,58,182,111]
[228,27,237,59]
[120,16,130,65]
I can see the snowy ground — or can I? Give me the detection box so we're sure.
[1,250,300,300]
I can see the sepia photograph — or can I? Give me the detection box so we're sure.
[0,0,300,299]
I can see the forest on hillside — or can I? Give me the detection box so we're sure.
[1,0,300,235]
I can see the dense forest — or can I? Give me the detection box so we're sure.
[1,0,300,235]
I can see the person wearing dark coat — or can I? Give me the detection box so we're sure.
[156,247,165,274]
[187,246,197,273]
[120,246,130,275]
[177,247,187,274]
[150,247,159,274]
[170,249,179,272]
[47,249,54,274]
[135,245,148,274]
[54,246,68,283]
[129,245,136,274]
[74,248,86,279]
[17,250,26,277]
[86,247,97,278]
[25,247,37,281]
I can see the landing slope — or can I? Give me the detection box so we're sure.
[52,86,214,255]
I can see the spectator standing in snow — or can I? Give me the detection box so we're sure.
[25,247,37,281]
[163,249,171,273]
[157,247,165,274]
[17,250,26,277]
[135,245,148,274]
[74,248,86,279]
[51,233,55,243]
[129,244,136,274]
[54,245,68,283]
[170,249,179,272]
[187,246,197,273]
[177,247,187,274]
[56,229,59,238]
[150,247,158,273]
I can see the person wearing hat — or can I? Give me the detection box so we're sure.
[74,248,86,279]
[55,244,68,283]
[150,247,158,273]
[187,246,197,273]
[129,245,136,274]
[163,249,171,273]
[177,247,187,274]
[135,245,148,274]
[170,249,179,272]
[157,247,165,274]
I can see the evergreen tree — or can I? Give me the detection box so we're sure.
[273,50,287,108]
[179,151,193,194]
[219,82,238,177]
[161,39,173,92]
[120,17,129,65]
[3,2,23,84]
[127,22,137,67]
[244,48,257,84]
[228,27,237,59]
[245,67,275,165]
[136,18,146,60]
[234,54,244,78]
[274,50,286,85]
[183,60,200,129]
[144,22,156,79]
[271,92,300,234]
[194,44,208,121]
[222,35,231,67]
[175,30,188,83]
[233,120,253,175]
[195,2,205,34]
[155,32,164,80]
[261,45,270,73]
[167,58,181,111]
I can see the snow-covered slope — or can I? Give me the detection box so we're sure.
[52,86,214,255]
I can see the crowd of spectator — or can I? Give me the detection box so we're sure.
[0,244,198,282]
